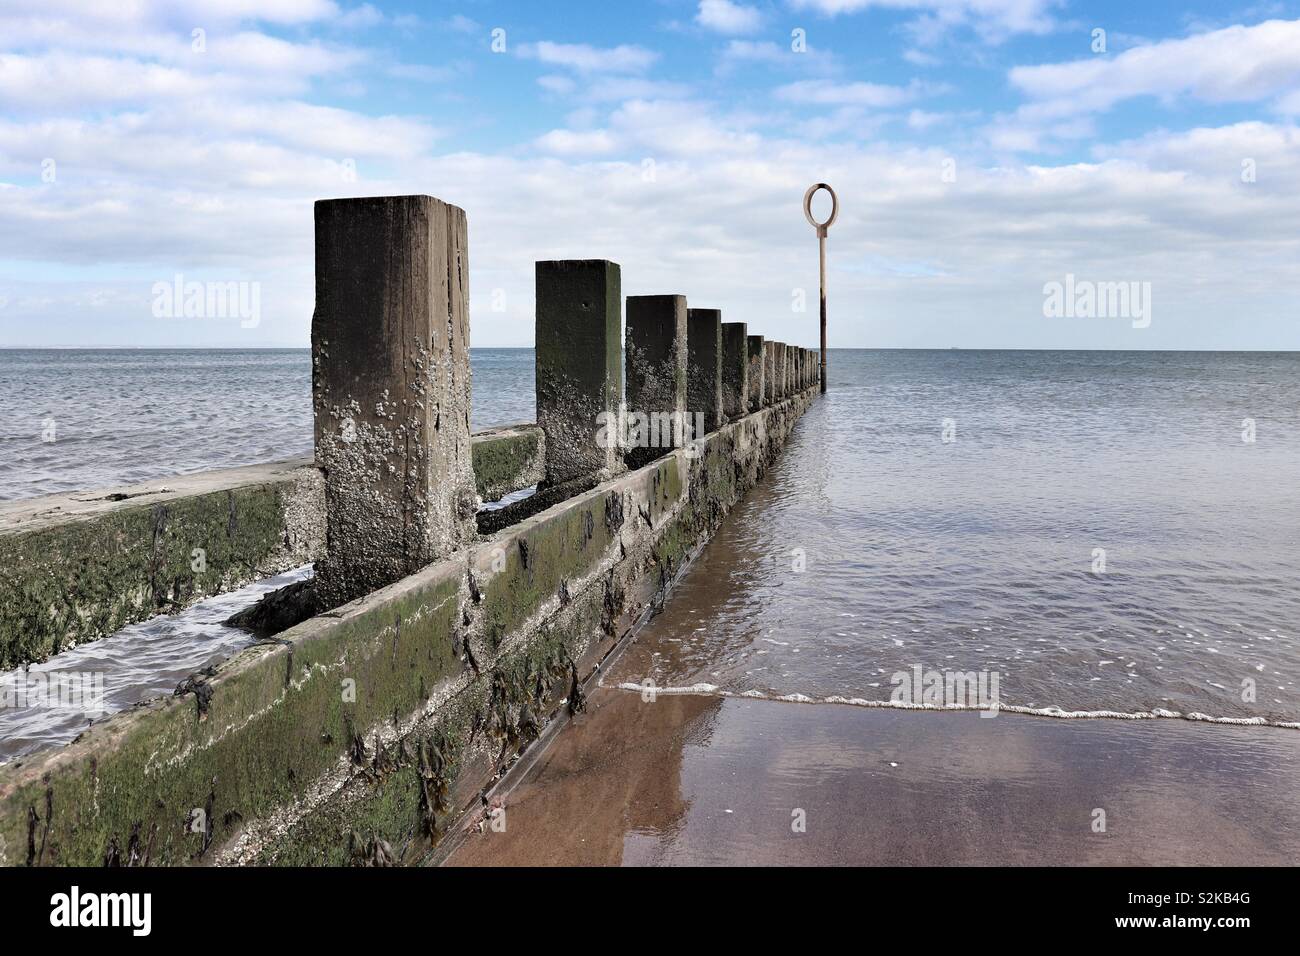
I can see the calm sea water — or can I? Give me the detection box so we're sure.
[609,350,1300,726]
[3,348,1299,762]
[0,348,535,501]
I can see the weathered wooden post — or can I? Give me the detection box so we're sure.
[764,341,779,405]
[746,334,765,410]
[536,260,624,486]
[687,308,723,435]
[312,195,476,610]
[774,343,789,401]
[720,321,749,422]
[625,294,687,469]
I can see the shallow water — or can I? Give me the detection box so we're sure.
[4,349,1299,762]
[449,690,1300,866]
[0,566,312,765]
[609,350,1300,725]
[0,348,536,501]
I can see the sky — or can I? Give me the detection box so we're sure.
[1,0,1298,349]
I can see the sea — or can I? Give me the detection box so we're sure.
[2,348,1298,762]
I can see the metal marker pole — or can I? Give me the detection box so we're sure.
[803,183,837,394]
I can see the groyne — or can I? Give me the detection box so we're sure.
[0,194,820,866]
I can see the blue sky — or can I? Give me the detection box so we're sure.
[1,0,1299,348]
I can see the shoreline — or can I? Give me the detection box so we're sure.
[447,685,1300,867]
[608,681,1300,729]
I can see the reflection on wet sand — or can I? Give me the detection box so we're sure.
[449,687,1300,866]
[450,690,720,866]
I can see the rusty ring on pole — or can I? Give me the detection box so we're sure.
[803,182,838,238]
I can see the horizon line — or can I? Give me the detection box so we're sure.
[3,346,1300,354]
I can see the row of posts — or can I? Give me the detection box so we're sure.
[538,260,820,482]
[310,195,819,608]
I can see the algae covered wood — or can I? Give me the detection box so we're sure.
[535,259,624,486]
[720,321,749,422]
[625,294,688,469]
[686,308,723,435]
[746,334,765,410]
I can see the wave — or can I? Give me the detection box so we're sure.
[607,681,1300,729]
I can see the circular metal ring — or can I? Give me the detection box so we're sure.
[803,182,838,235]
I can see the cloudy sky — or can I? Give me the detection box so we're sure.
[1,0,1298,349]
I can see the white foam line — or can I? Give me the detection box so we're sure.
[614,681,720,695]
[610,684,1300,729]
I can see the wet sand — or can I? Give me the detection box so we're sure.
[447,687,1300,866]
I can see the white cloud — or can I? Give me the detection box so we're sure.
[697,0,764,35]
[534,129,620,155]
[520,41,658,74]
[0,35,364,112]
[2,0,1298,353]
[9,117,1300,349]
[334,4,383,29]
[3,0,342,35]
[903,48,941,66]
[1010,18,1300,118]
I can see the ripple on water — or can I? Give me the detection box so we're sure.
[608,350,1300,726]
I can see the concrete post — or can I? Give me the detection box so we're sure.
[786,345,796,397]
[625,294,687,469]
[746,334,765,411]
[536,260,624,486]
[763,341,778,406]
[311,195,476,610]
[687,308,723,435]
[720,321,749,422]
